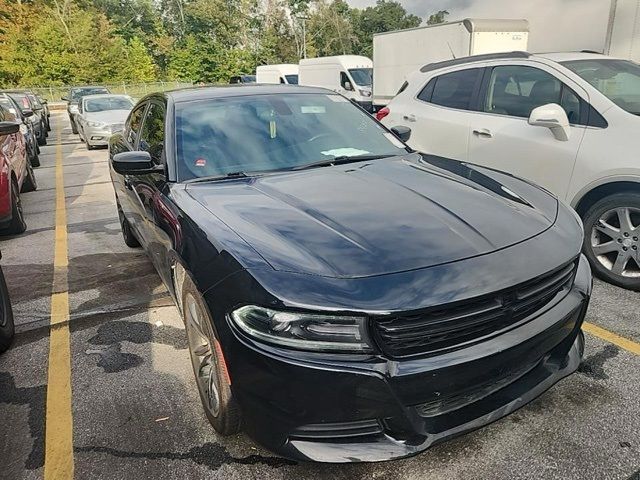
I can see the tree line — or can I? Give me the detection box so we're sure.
[0,0,443,87]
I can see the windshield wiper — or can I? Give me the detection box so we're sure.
[188,171,250,183]
[292,154,395,171]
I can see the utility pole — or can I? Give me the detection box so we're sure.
[298,16,310,59]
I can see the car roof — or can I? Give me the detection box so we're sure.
[534,52,622,62]
[164,84,335,103]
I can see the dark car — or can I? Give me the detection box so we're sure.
[26,92,50,132]
[229,74,256,84]
[62,86,110,134]
[0,252,14,354]
[4,91,47,146]
[109,85,591,463]
[0,104,37,235]
[35,94,51,131]
[0,93,40,167]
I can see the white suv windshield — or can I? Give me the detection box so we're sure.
[563,59,640,115]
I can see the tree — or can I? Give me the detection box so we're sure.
[352,0,421,57]
[426,9,449,26]
[123,36,157,82]
[307,0,356,57]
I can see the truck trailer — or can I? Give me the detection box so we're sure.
[373,19,529,107]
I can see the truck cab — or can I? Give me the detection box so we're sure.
[299,55,373,111]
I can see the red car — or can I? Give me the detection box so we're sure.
[0,104,37,235]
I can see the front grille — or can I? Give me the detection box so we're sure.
[373,260,578,358]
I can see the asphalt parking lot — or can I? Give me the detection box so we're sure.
[0,112,639,480]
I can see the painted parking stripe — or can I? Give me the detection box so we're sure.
[44,128,74,479]
[583,322,640,356]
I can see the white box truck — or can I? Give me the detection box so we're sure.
[373,19,529,107]
[256,64,299,84]
[605,0,640,61]
[298,55,373,111]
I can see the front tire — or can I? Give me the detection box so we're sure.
[2,179,26,235]
[182,278,241,436]
[37,133,46,146]
[21,163,37,193]
[583,192,640,291]
[0,265,15,354]
[71,119,78,135]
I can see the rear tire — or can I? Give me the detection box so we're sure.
[3,179,26,235]
[0,265,15,354]
[582,192,640,291]
[37,134,46,146]
[117,204,140,248]
[182,277,242,436]
[29,150,40,168]
[21,163,37,193]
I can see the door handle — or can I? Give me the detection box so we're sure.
[403,114,416,122]
[473,128,493,138]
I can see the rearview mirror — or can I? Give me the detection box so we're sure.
[0,121,20,135]
[391,126,411,142]
[112,151,161,175]
[528,103,570,141]
[22,108,34,118]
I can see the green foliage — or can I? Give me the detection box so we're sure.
[0,0,426,87]
[427,10,449,26]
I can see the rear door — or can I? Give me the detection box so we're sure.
[400,67,483,161]
[466,63,588,198]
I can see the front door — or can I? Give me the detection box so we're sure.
[467,65,587,199]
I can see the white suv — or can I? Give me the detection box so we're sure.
[380,51,640,291]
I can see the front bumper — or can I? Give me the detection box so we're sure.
[220,255,591,463]
[84,126,114,147]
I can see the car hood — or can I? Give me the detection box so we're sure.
[185,154,558,279]
[85,110,130,124]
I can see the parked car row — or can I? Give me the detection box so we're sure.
[62,86,134,149]
[109,84,591,463]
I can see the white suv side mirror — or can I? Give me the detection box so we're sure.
[528,103,570,141]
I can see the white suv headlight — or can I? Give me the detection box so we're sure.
[230,305,372,352]
[359,89,372,97]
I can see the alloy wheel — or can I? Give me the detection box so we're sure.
[184,293,220,417]
[591,207,640,278]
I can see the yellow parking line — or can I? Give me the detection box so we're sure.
[583,322,640,356]
[44,130,74,479]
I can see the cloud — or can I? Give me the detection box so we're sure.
[347,0,610,52]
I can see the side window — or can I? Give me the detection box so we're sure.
[484,66,561,118]
[138,103,165,164]
[126,105,146,146]
[279,77,285,84]
[340,72,351,89]
[0,106,5,122]
[429,68,481,110]
[560,86,581,124]
[417,78,436,102]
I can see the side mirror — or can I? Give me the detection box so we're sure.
[112,151,160,175]
[61,96,69,102]
[528,103,570,141]
[344,81,354,91]
[22,108,34,118]
[391,126,411,142]
[0,121,20,135]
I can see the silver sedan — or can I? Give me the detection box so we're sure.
[76,95,134,149]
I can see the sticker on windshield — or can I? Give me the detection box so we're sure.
[383,132,405,148]
[321,148,370,157]
[301,106,326,114]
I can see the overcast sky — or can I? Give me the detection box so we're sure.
[347,0,612,52]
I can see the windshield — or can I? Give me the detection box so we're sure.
[71,87,109,101]
[85,96,133,112]
[285,74,299,85]
[27,94,42,108]
[562,59,640,114]
[175,93,406,181]
[348,68,372,87]
[7,93,31,111]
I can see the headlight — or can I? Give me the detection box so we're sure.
[69,104,79,114]
[359,89,372,97]
[230,305,372,352]
[87,121,105,128]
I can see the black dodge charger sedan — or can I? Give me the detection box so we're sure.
[109,85,591,462]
